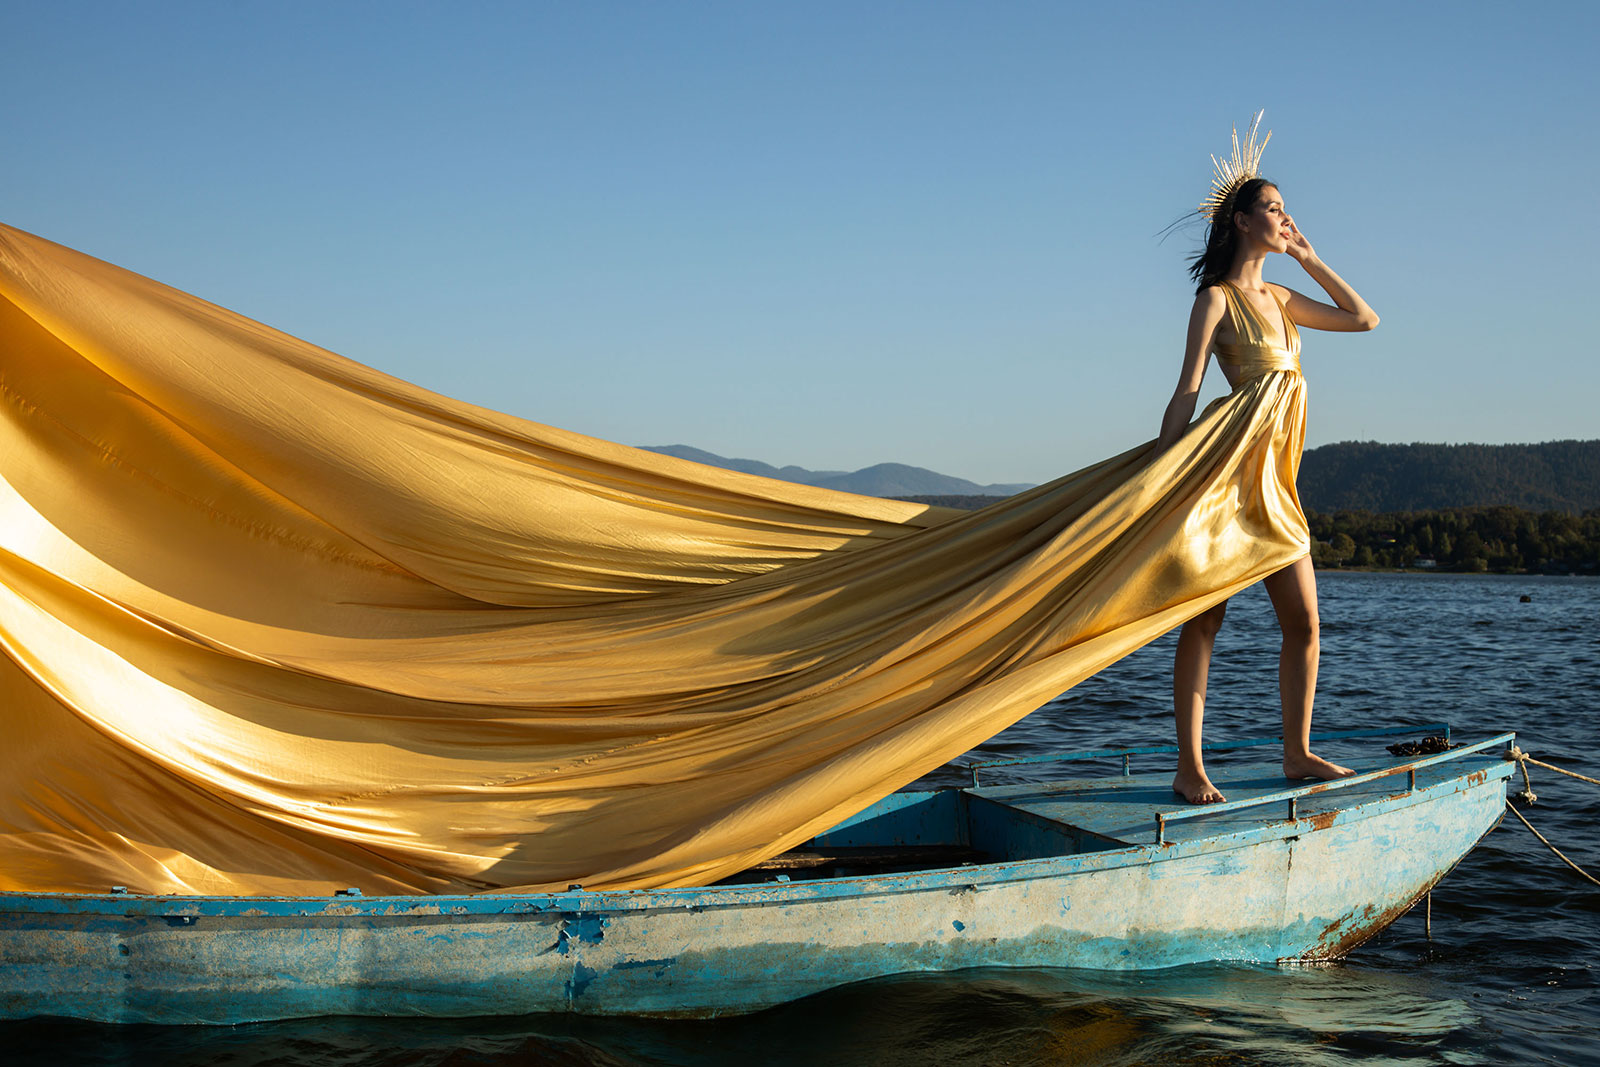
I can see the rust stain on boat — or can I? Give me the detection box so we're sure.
[1297,890,1428,961]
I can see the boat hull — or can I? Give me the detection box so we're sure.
[1,763,1507,1023]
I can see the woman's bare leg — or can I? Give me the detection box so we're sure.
[1262,555,1353,780]
[1173,602,1228,803]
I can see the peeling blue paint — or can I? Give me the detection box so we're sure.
[555,916,609,956]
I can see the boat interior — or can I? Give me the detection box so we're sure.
[715,725,1511,885]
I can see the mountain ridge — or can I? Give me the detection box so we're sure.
[642,440,1600,513]
[641,445,1032,498]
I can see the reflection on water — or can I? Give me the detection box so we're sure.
[6,964,1490,1067]
[6,574,1597,1066]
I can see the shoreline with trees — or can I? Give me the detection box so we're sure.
[1306,506,1600,574]
[895,497,1600,576]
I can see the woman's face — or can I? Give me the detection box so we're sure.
[1236,185,1292,252]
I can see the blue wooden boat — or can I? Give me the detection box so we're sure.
[1,725,1513,1024]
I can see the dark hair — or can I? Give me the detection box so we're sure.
[1187,177,1276,293]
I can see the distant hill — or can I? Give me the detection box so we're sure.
[891,494,1014,510]
[1298,440,1600,513]
[645,440,1600,514]
[641,445,1031,498]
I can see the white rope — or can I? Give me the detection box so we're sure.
[1504,800,1600,888]
[1509,746,1600,788]
[1498,747,1599,887]
[1508,746,1538,803]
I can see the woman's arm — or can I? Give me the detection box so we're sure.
[1275,218,1379,332]
[1156,287,1227,454]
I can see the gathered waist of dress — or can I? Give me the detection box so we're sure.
[1213,342,1301,385]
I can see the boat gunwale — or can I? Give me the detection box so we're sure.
[1150,731,1514,838]
[970,721,1457,782]
[0,738,1515,920]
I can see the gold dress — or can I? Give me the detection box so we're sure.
[0,225,1310,894]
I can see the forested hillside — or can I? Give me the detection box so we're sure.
[654,440,1600,513]
[895,440,1600,574]
[1297,440,1600,513]
[683,438,1600,575]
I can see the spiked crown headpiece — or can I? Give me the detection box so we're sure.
[1199,111,1272,224]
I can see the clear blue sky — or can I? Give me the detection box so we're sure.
[5,2,1596,485]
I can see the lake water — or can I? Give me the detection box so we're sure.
[9,573,1598,1066]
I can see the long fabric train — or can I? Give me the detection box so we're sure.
[0,223,1310,895]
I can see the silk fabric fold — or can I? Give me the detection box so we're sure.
[0,223,1310,895]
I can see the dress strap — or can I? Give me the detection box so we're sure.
[1217,282,1267,345]
[1216,281,1297,353]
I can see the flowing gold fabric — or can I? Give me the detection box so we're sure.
[0,223,1310,895]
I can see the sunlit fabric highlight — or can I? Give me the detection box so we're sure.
[0,223,1310,895]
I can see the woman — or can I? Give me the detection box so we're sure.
[1156,117,1379,804]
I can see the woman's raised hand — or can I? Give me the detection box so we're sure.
[1283,217,1317,263]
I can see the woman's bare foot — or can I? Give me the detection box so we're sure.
[1282,752,1355,781]
[1172,767,1226,804]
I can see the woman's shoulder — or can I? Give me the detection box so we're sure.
[1189,285,1230,337]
